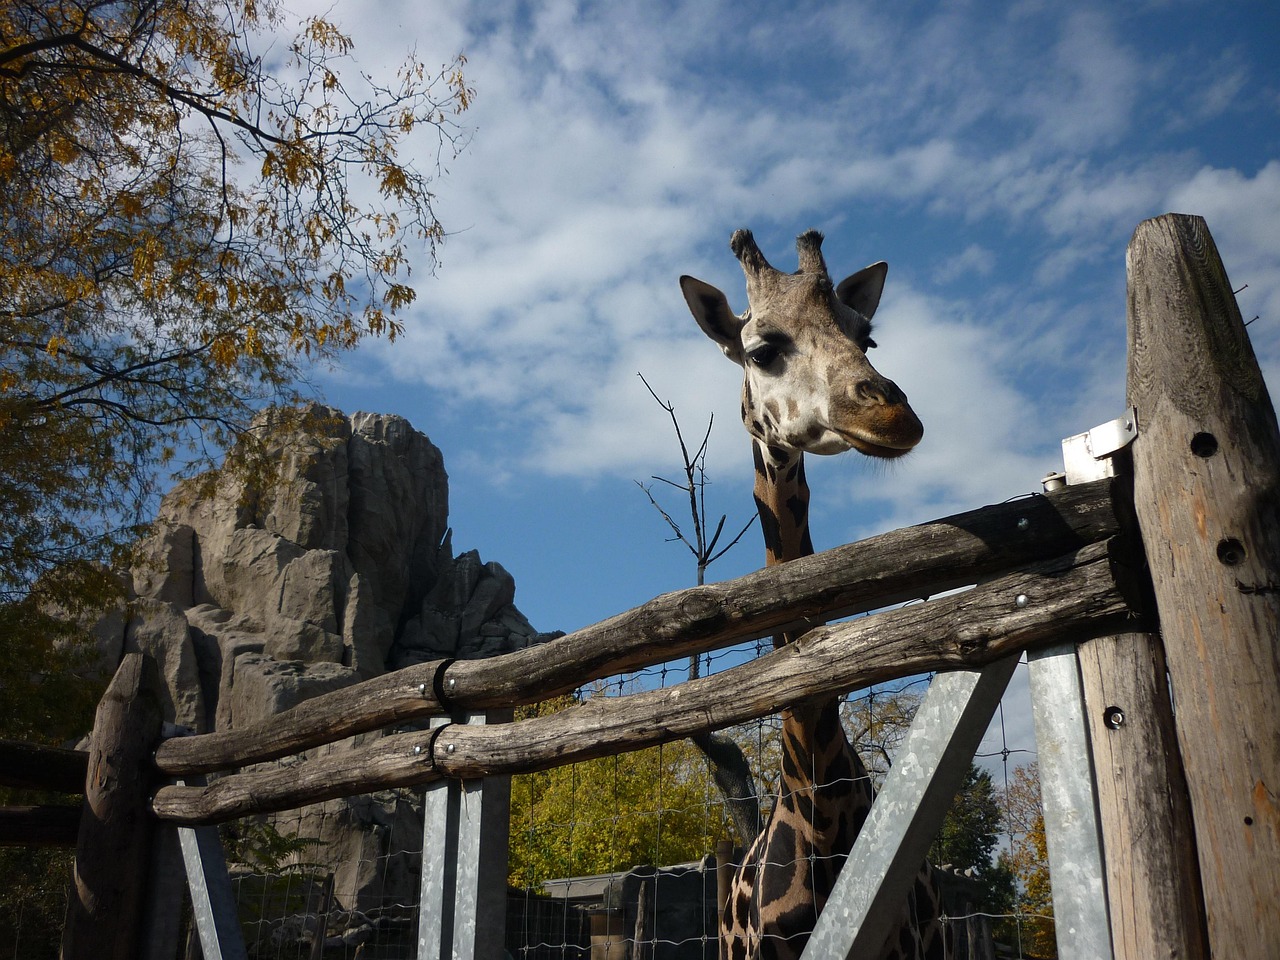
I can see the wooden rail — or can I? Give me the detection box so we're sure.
[154,478,1120,778]
[0,738,90,846]
[151,539,1134,824]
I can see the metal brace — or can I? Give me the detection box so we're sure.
[1044,407,1138,489]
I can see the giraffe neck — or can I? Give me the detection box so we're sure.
[751,440,872,816]
[751,441,814,569]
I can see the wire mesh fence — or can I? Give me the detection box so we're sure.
[0,643,1057,960]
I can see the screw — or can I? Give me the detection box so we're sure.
[418,682,428,696]
[1016,517,1030,532]
[1103,706,1125,729]
[446,743,456,754]
[413,745,423,755]
[448,678,457,691]
[1015,594,1029,608]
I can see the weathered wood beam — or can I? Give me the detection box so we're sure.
[61,653,165,960]
[0,804,82,846]
[1078,631,1208,959]
[0,739,89,793]
[151,541,1134,824]
[1126,213,1280,958]
[155,479,1121,777]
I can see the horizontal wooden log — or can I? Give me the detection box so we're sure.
[0,738,89,792]
[0,804,83,846]
[151,540,1134,824]
[154,479,1120,777]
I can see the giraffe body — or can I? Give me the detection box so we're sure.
[681,230,946,959]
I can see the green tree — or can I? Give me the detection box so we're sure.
[508,693,727,889]
[0,0,471,736]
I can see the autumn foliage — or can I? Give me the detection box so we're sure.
[0,0,471,735]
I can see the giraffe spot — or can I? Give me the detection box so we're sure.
[785,494,806,527]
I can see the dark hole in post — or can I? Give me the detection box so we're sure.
[1190,432,1218,458]
[1217,538,1247,566]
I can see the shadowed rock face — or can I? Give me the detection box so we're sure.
[110,404,545,732]
[96,405,549,934]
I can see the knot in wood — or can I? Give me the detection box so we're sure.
[678,588,723,625]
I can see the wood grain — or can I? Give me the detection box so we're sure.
[1126,213,1280,958]
[61,654,165,960]
[152,542,1133,824]
[155,479,1120,777]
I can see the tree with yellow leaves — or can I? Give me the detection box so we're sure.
[1000,762,1056,957]
[508,693,730,890]
[0,0,471,736]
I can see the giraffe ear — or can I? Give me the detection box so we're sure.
[680,275,745,363]
[836,261,888,321]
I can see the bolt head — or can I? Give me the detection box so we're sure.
[418,682,428,696]
[446,743,456,754]
[413,744,423,755]
[1016,518,1030,531]
[1015,594,1029,608]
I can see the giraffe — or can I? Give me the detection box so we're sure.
[680,229,947,960]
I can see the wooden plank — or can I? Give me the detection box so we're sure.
[0,804,82,846]
[1126,213,1280,958]
[1077,632,1208,960]
[0,739,89,792]
[61,653,165,960]
[155,480,1120,777]
[151,542,1133,824]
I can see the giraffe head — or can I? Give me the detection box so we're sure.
[681,229,923,460]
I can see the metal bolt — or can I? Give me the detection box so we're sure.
[413,744,423,755]
[1103,706,1125,729]
[448,677,457,691]
[1015,594,1029,608]
[418,682,428,696]
[445,743,456,754]
[1016,517,1030,531]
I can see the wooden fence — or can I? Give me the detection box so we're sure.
[4,214,1276,959]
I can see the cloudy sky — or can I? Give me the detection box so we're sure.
[296,0,1279,757]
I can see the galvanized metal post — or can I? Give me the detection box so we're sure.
[418,711,489,960]
[801,655,1020,959]
[1021,412,1139,960]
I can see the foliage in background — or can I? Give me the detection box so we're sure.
[999,762,1055,957]
[508,692,727,889]
[0,814,75,960]
[0,0,471,738]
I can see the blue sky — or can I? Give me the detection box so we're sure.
[291,0,1279,756]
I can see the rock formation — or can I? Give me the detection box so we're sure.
[95,405,547,951]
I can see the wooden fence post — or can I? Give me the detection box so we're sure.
[61,653,164,960]
[1126,213,1280,958]
[1076,630,1208,958]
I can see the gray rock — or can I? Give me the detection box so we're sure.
[96,405,548,922]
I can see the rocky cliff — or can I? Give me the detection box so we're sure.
[102,404,545,733]
[95,405,546,947]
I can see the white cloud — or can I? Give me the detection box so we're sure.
[294,0,1278,499]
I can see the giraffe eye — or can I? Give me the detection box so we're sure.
[747,343,779,367]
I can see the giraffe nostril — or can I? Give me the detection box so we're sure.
[855,379,900,405]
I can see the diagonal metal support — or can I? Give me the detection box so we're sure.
[178,819,249,960]
[801,654,1021,959]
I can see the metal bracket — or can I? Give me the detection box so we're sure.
[1059,408,1138,485]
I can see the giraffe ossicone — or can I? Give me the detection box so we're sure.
[682,229,945,960]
